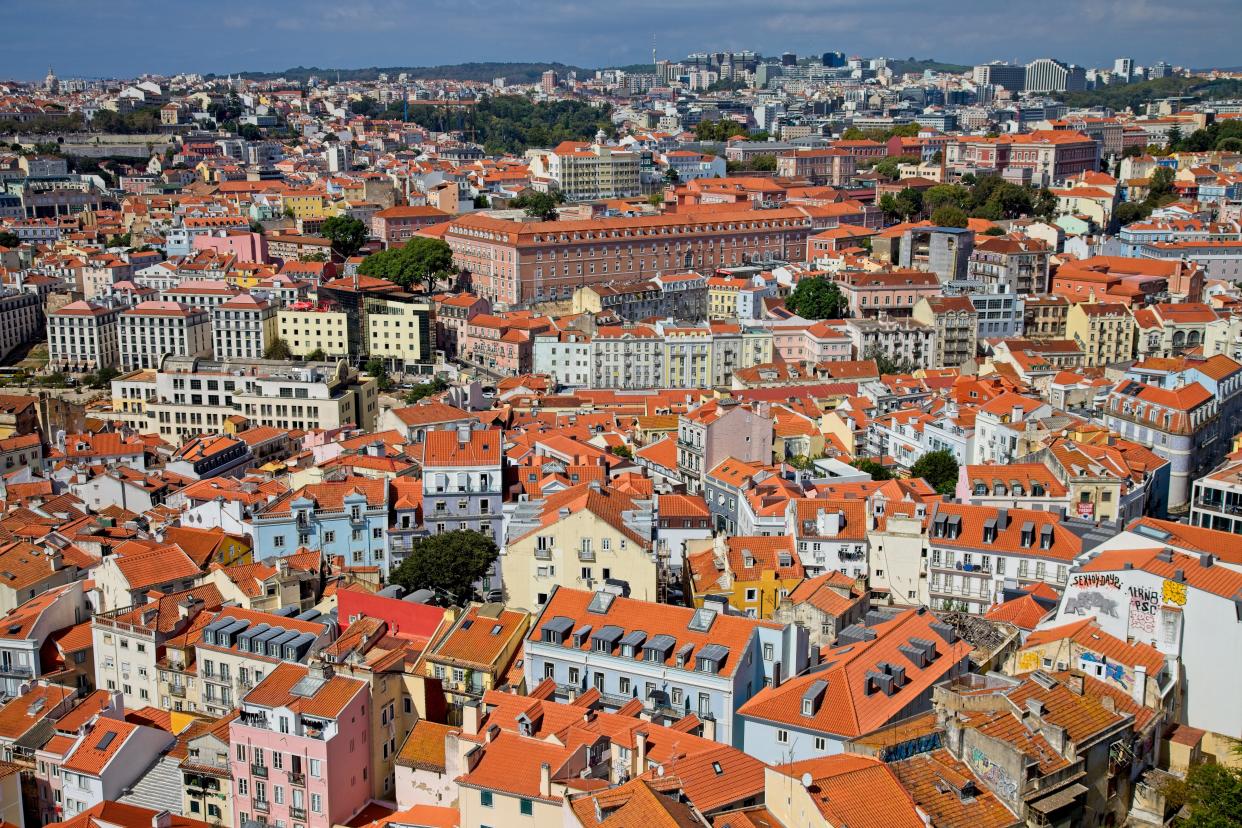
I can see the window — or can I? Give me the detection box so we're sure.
[480,791,494,808]
[763,643,774,661]
[745,588,757,602]
[310,794,322,813]
[519,799,533,816]
[238,779,248,796]
[698,693,710,715]
[308,759,321,778]
[619,677,631,695]
[777,729,790,744]
[323,531,335,543]
[814,736,827,751]
[273,535,285,548]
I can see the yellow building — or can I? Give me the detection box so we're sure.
[1066,301,1135,367]
[707,277,750,319]
[423,603,529,720]
[276,307,350,358]
[686,535,804,619]
[281,189,331,221]
[501,484,660,612]
[366,298,434,371]
[662,327,713,387]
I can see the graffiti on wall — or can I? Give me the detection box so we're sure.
[1016,651,1041,672]
[1162,579,1187,606]
[1129,585,1158,635]
[1064,590,1120,618]
[1071,573,1121,590]
[970,747,1018,801]
[1081,651,1130,689]
[881,732,942,762]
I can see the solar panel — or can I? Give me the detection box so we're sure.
[97,731,116,750]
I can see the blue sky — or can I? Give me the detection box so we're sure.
[3,0,1239,80]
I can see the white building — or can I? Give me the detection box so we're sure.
[212,293,278,360]
[118,301,212,371]
[47,300,121,372]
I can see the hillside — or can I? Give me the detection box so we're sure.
[226,62,591,85]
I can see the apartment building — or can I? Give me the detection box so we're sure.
[366,297,434,371]
[912,295,978,368]
[843,317,935,365]
[444,209,814,308]
[677,398,773,494]
[775,148,856,186]
[47,300,121,372]
[945,131,1099,186]
[1065,302,1135,367]
[0,290,42,363]
[229,662,371,828]
[118,301,212,371]
[926,502,1082,614]
[422,603,529,715]
[56,717,175,819]
[139,357,377,443]
[503,482,657,610]
[524,587,808,746]
[194,607,335,718]
[529,142,641,202]
[371,205,452,245]
[276,306,350,359]
[417,428,504,547]
[250,476,390,575]
[967,236,1050,294]
[213,293,278,360]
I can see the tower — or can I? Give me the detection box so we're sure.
[44,66,58,93]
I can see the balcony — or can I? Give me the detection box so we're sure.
[1192,497,1242,515]
[0,664,33,678]
[250,764,268,779]
[288,772,305,787]
[578,549,596,562]
[253,800,269,814]
[169,685,186,698]
[290,807,306,821]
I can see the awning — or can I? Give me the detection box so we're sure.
[1029,783,1088,813]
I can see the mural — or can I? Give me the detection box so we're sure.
[1081,651,1130,689]
[970,747,1019,801]
[1064,590,1120,618]
[1162,579,1187,606]
[1016,651,1041,672]
[1129,585,1159,635]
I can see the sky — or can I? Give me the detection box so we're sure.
[4,0,1241,80]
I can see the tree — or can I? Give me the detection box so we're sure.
[305,347,327,361]
[663,167,680,185]
[867,349,918,375]
[1114,201,1151,226]
[610,444,633,459]
[472,194,490,208]
[357,237,455,291]
[0,231,20,249]
[365,356,394,391]
[923,184,972,213]
[873,155,919,181]
[300,251,329,263]
[264,338,292,361]
[1166,125,1182,150]
[320,215,369,259]
[1035,188,1059,221]
[785,277,847,320]
[1149,166,1176,201]
[982,226,1006,236]
[851,459,893,480]
[513,190,561,221]
[1160,762,1242,827]
[647,191,665,207]
[931,206,969,228]
[910,449,959,496]
[894,187,924,221]
[389,530,500,606]
[86,367,119,389]
[750,154,777,172]
[404,375,448,403]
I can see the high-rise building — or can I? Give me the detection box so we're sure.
[1149,61,1173,79]
[972,61,1026,92]
[1113,57,1135,82]
[1025,58,1087,93]
[781,52,797,67]
[822,51,846,68]
[540,69,559,94]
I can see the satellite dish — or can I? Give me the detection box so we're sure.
[656,765,665,777]
[801,772,813,789]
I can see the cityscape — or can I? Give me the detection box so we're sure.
[2,9,1242,828]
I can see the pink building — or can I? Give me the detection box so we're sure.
[433,293,490,357]
[461,312,550,376]
[371,206,452,246]
[769,321,852,364]
[834,270,942,318]
[193,230,270,264]
[230,662,371,828]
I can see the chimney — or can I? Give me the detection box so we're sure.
[462,702,482,736]
[1066,672,1084,695]
[701,716,716,742]
[539,762,552,798]
[1133,665,1147,706]
[151,812,173,828]
[1025,698,1044,718]
[634,731,648,775]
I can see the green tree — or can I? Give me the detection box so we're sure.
[894,187,924,220]
[300,251,329,263]
[86,367,120,389]
[513,190,562,221]
[305,347,327,361]
[910,449,960,496]
[320,215,369,258]
[1166,125,1183,150]
[0,231,21,248]
[1114,201,1151,226]
[931,206,969,228]
[750,154,777,172]
[1035,188,1059,221]
[357,237,455,291]
[610,444,633,459]
[1161,761,1242,827]
[982,226,1006,236]
[264,338,292,361]
[867,348,918,375]
[1149,166,1176,201]
[390,530,500,606]
[472,194,490,208]
[878,193,903,222]
[851,459,893,480]
[647,191,665,207]
[923,184,972,213]
[365,356,394,391]
[873,155,919,181]
[404,376,449,403]
[785,277,847,320]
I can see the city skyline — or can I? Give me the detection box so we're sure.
[4,0,1241,80]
